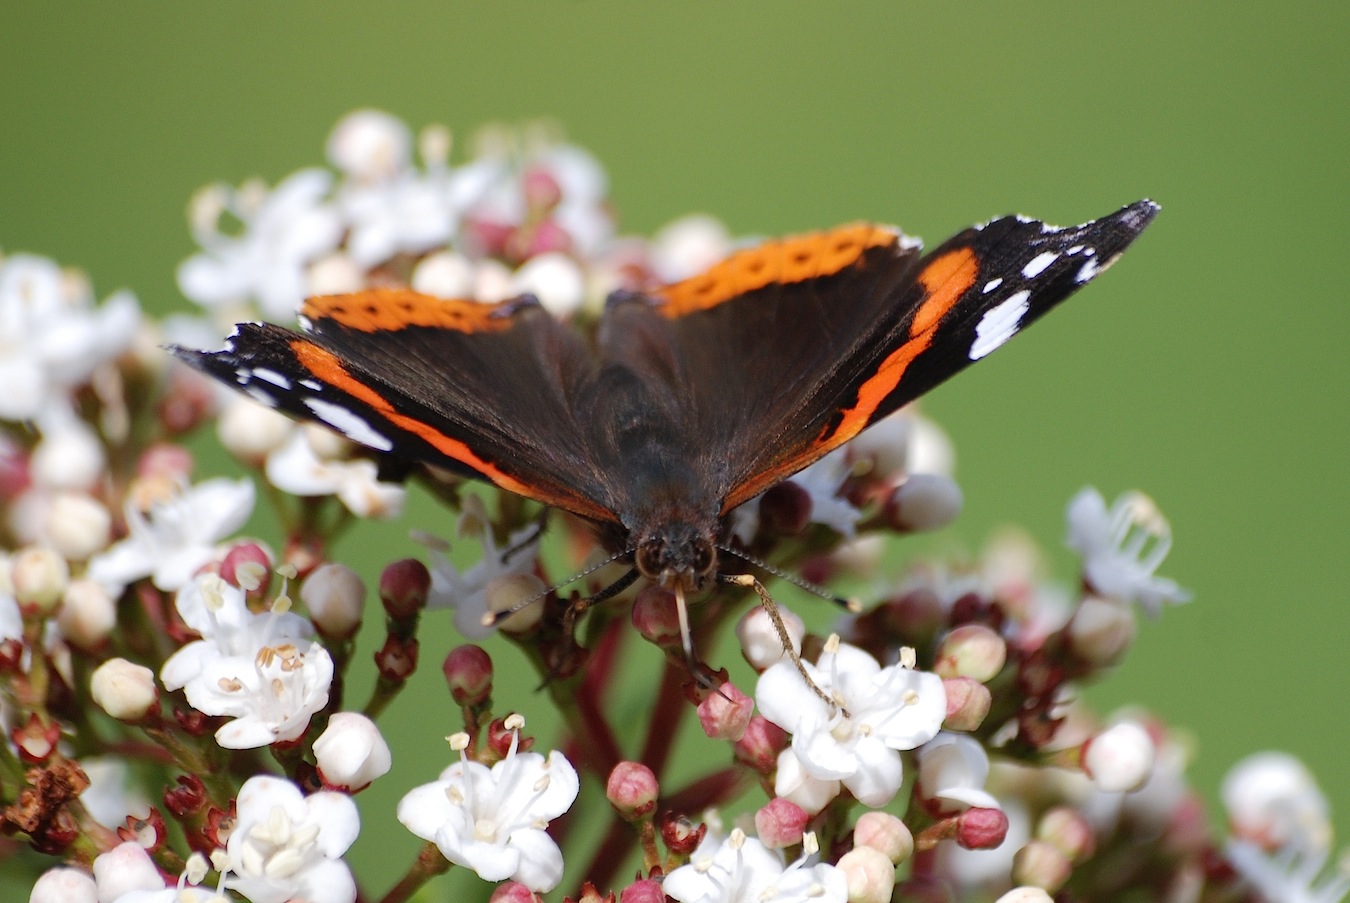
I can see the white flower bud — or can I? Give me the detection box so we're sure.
[301,562,366,639]
[327,108,411,180]
[44,492,111,561]
[1068,594,1137,666]
[1083,721,1155,793]
[650,214,731,282]
[512,252,585,318]
[11,546,68,614]
[313,712,392,791]
[853,811,914,864]
[484,573,547,632]
[735,604,803,670]
[58,578,117,651]
[217,397,295,464]
[837,845,895,903]
[308,252,366,295]
[888,473,963,532]
[994,888,1055,903]
[29,867,98,903]
[92,841,164,901]
[90,658,158,722]
[412,251,475,299]
[30,426,105,492]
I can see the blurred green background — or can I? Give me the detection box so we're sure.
[2,2,1346,897]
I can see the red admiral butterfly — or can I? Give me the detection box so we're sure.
[174,200,1157,669]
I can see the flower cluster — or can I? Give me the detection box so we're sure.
[3,110,1343,903]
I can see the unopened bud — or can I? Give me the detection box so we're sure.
[58,579,116,651]
[754,798,808,848]
[619,879,665,903]
[1036,806,1095,862]
[489,882,544,903]
[759,481,812,535]
[885,473,963,532]
[956,807,1009,850]
[941,677,992,731]
[631,585,680,648]
[606,761,659,820]
[12,546,68,616]
[217,397,294,464]
[313,712,391,791]
[1012,840,1071,893]
[853,811,914,864]
[934,624,1007,683]
[697,680,753,741]
[483,573,545,633]
[736,605,803,670]
[732,715,789,774]
[443,644,494,706]
[1082,721,1155,793]
[837,845,896,903]
[1068,595,1136,666]
[994,889,1055,903]
[379,558,429,622]
[90,659,158,722]
[302,562,366,639]
[30,867,98,903]
[92,841,163,901]
[45,492,111,561]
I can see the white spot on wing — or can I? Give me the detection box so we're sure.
[1022,251,1059,278]
[970,290,1031,360]
[245,387,277,408]
[1066,245,1084,255]
[982,278,1003,294]
[299,378,322,391]
[251,368,291,390]
[1075,257,1103,283]
[303,398,394,451]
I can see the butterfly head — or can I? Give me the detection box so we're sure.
[634,521,717,592]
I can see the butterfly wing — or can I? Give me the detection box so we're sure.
[171,290,620,523]
[611,200,1159,514]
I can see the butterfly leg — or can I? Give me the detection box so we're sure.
[719,573,845,715]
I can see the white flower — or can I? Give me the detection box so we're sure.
[93,841,165,901]
[1065,488,1190,616]
[0,253,140,425]
[1227,840,1350,903]
[225,775,359,903]
[88,477,255,593]
[916,732,1000,813]
[772,748,840,816]
[397,725,579,892]
[265,429,405,519]
[80,757,151,830]
[425,517,541,639]
[664,828,848,903]
[756,638,946,807]
[1223,752,1332,852]
[160,574,331,749]
[177,169,343,320]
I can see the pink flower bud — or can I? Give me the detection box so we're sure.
[90,659,158,722]
[885,473,963,532]
[12,546,68,616]
[606,761,659,820]
[853,811,914,864]
[1068,595,1136,666]
[313,712,392,791]
[30,867,98,903]
[619,878,665,903]
[302,561,366,639]
[522,166,563,210]
[754,798,808,848]
[379,558,429,622]
[941,677,992,731]
[837,845,896,903]
[934,624,1007,683]
[221,542,272,595]
[489,881,544,903]
[1082,721,1155,793]
[697,681,753,741]
[1012,840,1071,893]
[759,481,812,535]
[1036,806,1095,862]
[736,605,803,671]
[732,715,789,774]
[443,644,494,706]
[956,807,1009,850]
[631,585,680,648]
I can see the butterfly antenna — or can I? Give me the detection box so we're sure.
[716,545,860,613]
[480,548,632,628]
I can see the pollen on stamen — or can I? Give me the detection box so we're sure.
[504,712,525,731]
[447,732,471,751]
[902,689,921,706]
[218,677,243,692]
[899,647,917,669]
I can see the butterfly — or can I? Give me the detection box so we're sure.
[173,200,1157,674]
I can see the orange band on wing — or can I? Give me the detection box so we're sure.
[655,224,899,316]
[291,340,615,521]
[303,289,513,334]
[909,247,978,337]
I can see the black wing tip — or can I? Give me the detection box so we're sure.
[1116,198,1161,233]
